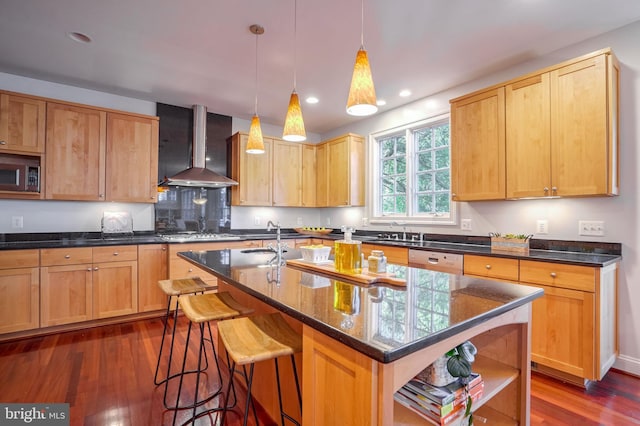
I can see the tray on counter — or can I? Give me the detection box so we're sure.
[286,258,406,287]
[293,227,334,236]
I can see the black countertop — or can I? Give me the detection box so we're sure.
[178,249,544,363]
[0,230,621,267]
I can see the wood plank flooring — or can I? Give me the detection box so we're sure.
[1,317,639,425]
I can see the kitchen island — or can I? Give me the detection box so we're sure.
[179,248,543,425]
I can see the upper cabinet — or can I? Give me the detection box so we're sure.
[106,112,159,203]
[0,91,46,154]
[316,133,365,207]
[230,132,273,206]
[451,48,619,201]
[45,101,159,203]
[301,144,317,207]
[273,138,303,206]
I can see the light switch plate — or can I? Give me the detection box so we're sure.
[579,220,604,236]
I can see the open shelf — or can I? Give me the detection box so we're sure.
[393,355,520,425]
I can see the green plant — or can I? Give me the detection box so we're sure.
[446,341,478,425]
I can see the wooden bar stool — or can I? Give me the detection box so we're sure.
[172,292,254,425]
[218,312,303,426]
[154,277,217,409]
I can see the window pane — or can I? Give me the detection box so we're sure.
[382,196,396,214]
[435,170,449,191]
[397,195,406,213]
[416,129,432,150]
[435,148,449,169]
[397,138,406,155]
[397,176,406,194]
[417,152,432,171]
[435,193,450,213]
[382,159,395,175]
[434,125,449,148]
[382,177,395,195]
[397,157,406,174]
[381,139,395,158]
[417,194,433,213]
[417,173,432,192]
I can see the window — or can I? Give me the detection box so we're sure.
[370,114,455,225]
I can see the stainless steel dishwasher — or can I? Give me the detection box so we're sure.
[408,249,463,274]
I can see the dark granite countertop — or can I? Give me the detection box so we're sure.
[178,249,544,363]
[0,230,621,267]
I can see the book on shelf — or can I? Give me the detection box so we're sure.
[404,372,483,406]
[394,381,484,425]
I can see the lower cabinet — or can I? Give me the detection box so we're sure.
[0,250,40,334]
[138,244,168,312]
[40,246,138,326]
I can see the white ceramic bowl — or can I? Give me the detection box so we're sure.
[299,246,331,263]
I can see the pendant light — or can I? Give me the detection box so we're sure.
[282,0,306,142]
[346,0,378,116]
[246,24,265,154]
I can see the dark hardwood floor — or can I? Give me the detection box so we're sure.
[1,317,638,425]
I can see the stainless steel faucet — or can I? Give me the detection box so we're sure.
[266,220,287,266]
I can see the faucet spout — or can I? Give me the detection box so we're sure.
[266,220,286,266]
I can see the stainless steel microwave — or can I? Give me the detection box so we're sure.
[0,154,40,192]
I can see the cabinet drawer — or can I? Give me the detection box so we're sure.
[169,258,215,281]
[0,249,39,269]
[464,254,519,281]
[92,245,137,263]
[41,247,93,266]
[519,260,596,292]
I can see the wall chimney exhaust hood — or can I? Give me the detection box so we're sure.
[161,105,238,188]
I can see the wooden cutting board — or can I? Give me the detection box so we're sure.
[286,258,406,287]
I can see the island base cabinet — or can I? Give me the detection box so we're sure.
[303,304,532,425]
[0,268,40,334]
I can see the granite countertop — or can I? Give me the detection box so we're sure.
[178,248,544,363]
[0,230,621,267]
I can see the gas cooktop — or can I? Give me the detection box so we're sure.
[160,233,242,242]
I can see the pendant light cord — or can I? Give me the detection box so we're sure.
[293,0,298,90]
[360,0,364,48]
[254,31,259,115]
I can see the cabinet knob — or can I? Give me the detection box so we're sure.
[87,267,92,271]
[543,187,549,192]
[551,187,558,192]
[485,264,492,270]
[93,266,99,271]
[99,194,104,198]
[162,247,167,251]
[0,140,6,145]
[64,254,71,259]
[550,272,557,278]
[113,252,119,256]
[189,268,193,272]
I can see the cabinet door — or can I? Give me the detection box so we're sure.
[0,93,45,154]
[41,264,93,326]
[106,112,159,203]
[273,139,302,206]
[45,103,106,200]
[450,87,505,201]
[326,135,365,207]
[0,268,39,334]
[138,244,168,312]
[301,144,317,207]
[529,283,596,380]
[506,74,551,198]
[231,133,273,206]
[550,54,612,196]
[93,260,138,319]
[316,143,328,207]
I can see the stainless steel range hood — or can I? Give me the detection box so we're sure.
[162,105,238,188]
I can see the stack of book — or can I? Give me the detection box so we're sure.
[394,372,484,425]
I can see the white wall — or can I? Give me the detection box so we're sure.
[322,21,640,375]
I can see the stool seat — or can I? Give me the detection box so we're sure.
[178,292,255,324]
[158,277,215,296]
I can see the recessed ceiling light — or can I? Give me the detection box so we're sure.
[399,89,411,97]
[306,96,319,104]
[376,99,387,106]
[67,31,92,44]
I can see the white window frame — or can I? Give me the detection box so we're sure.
[368,114,457,226]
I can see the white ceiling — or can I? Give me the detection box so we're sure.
[1,0,640,134]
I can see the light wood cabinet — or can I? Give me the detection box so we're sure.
[451,48,619,201]
[106,112,159,203]
[230,132,273,206]
[40,246,138,326]
[361,243,408,265]
[0,250,40,334]
[138,244,169,312]
[0,91,46,154]
[45,102,107,201]
[301,144,317,207]
[506,51,619,197]
[273,139,302,206]
[464,253,618,384]
[450,87,506,201]
[315,143,328,206]
[323,133,365,207]
[519,260,617,383]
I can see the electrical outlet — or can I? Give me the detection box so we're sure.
[536,219,548,234]
[296,217,303,225]
[254,216,261,226]
[11,216,23,229]
[326,217,331,226]
[579,220,605,236]
[362,217,369,227]
[461,219,472,231]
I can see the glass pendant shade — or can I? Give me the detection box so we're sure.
[246,115,265,154]
[283,91,306,142]
[346,47,378,116]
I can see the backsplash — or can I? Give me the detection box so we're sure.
[155,187,230,234]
